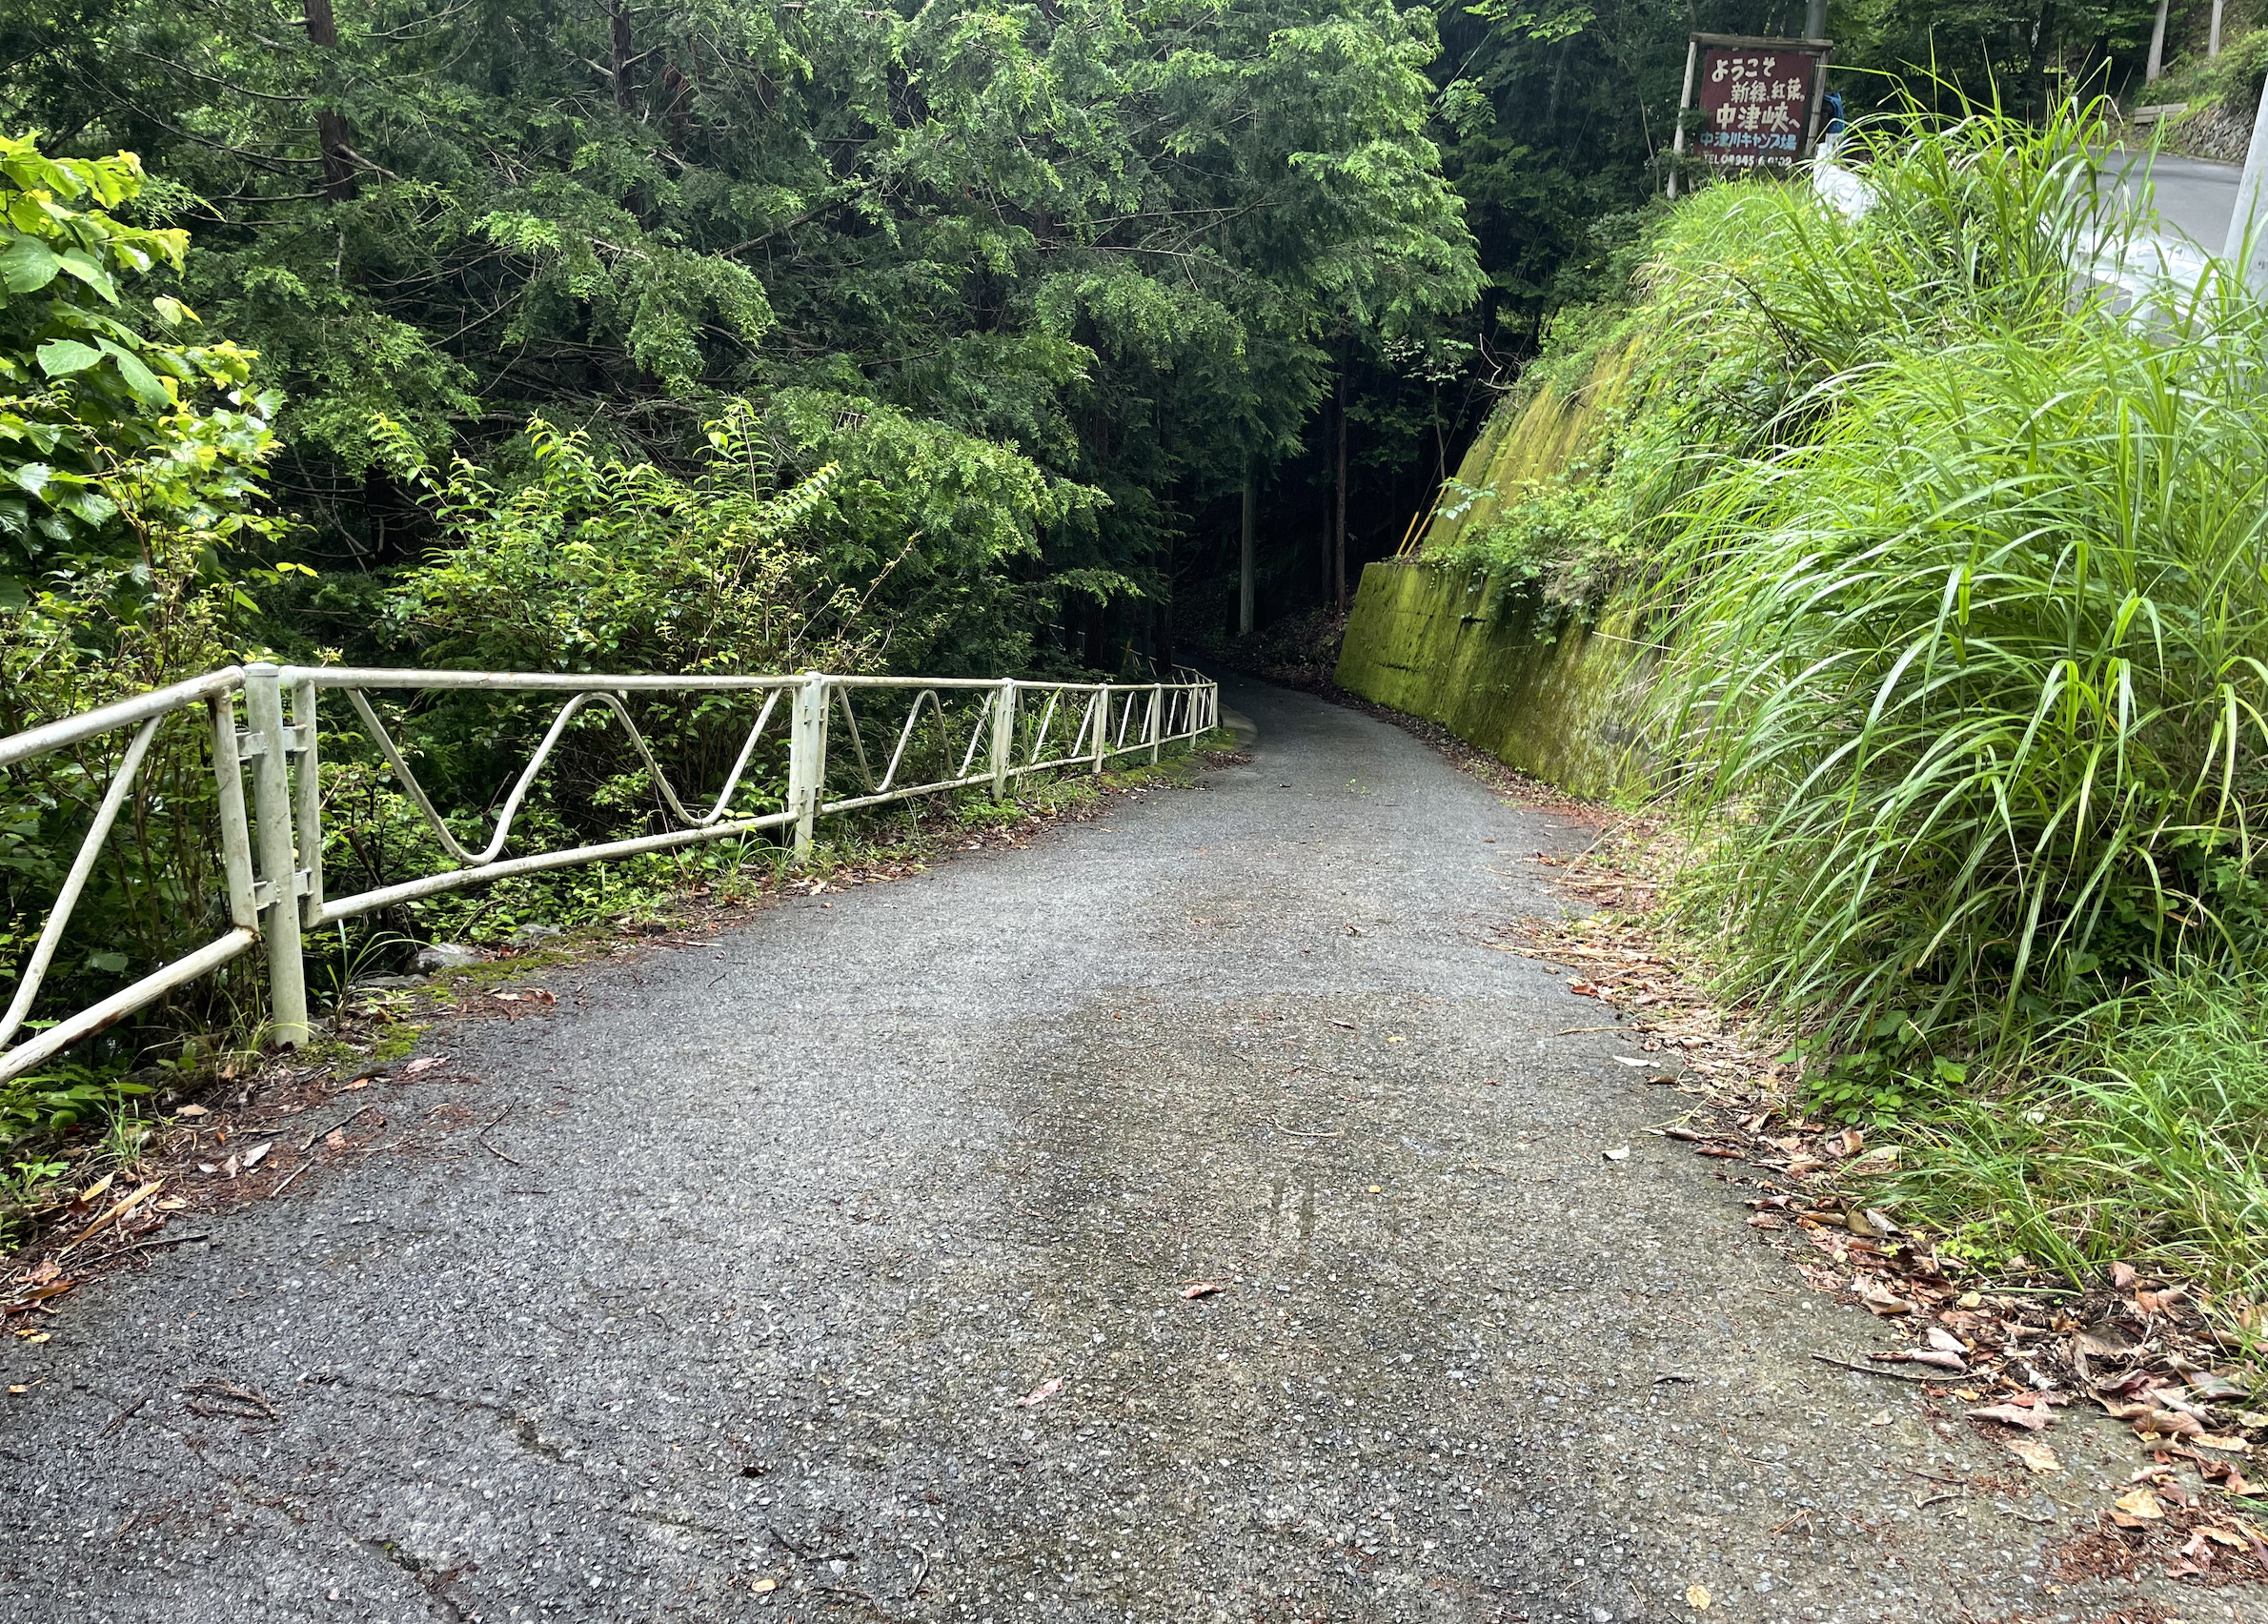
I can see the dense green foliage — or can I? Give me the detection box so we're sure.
[1424,97,2268,1065]
[1442,96,2268,1298]
[1893,964,2268,1297]
[1647,107,2268,1062]
[0,0,2192,644]
[0,140,296,1147]
[1,0,1484,664]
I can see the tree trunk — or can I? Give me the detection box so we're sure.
[302,0,356,200]
[1333,371,1348,619]
[1238,477,1255,637]
[1083,601,1107,671]
[611,0,638,112]
[2146,0,2170,82]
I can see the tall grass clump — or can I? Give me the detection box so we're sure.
[1888,965,2268,1299]
[1649,96,2268,1061]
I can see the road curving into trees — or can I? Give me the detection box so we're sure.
[0,679,2197,1621]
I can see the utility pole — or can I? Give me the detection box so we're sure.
[2213,0,2225,56]
[1238,477,1254,637]
[2147,0,2171,82]
[1804,0,1826,38]
[1333,372,1348,619]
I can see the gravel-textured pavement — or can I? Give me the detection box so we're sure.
[0,677,2227,1623]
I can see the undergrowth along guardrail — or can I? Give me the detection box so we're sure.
[0,663,1220,1082]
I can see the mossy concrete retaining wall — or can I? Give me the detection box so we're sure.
[1335,333,1654,802]
[1334,561,1651,801]
[1426,335,1647,551]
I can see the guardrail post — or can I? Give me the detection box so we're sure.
[1093,687,1108,775]
[208,691,258,932]
[292,672,324,928]
[1149,685,1163,763]
[789,672,826,860]
[990,679,1015,800]
[244,663,309,1048]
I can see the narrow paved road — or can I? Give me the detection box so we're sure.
[2109,147,2241,248]
[0,680,2203,1622]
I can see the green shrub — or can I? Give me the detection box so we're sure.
[0,132,289,1148]
[1649,97,2268,1053]
[1891,964,2268,1301]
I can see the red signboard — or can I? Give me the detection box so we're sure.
[1694,46,1822,171]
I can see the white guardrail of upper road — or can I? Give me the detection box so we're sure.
[0,664,1220,1079]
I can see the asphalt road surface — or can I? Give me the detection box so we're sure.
[2110,146,2242,248]
[0,679,2214,1622]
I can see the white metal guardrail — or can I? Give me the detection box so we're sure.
[0,662,1219,1080]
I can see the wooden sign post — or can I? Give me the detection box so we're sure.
[1668,33,1833,198]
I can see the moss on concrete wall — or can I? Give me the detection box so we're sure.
[1426,334,1647,553]
[1335,560,1651,801]
[1336,334,1655,802]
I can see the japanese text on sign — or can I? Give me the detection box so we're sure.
[1695,48,1821,170]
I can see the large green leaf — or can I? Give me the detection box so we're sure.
[0,233,58,293]
[33,339,99,377]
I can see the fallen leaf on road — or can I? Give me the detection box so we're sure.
[0,1280,73,1314]
[752,1578,778,1594]
[1568,981,1605,999]
[2132,1409,2207,1439]
[2113,1486,2164,1522]
[1611,1056,1654,1068]
[2113,1261,2138,1289]
[1926,1328,1966,1354]
[1856,1281,1914,1315]
[67,1180,163,1246]
[2203,1460,2260,1495]
[1970,1401,2054,1431]
[1181,1281,1226,1300]
[242,1142,273,1172]
[1013,1377,1063,1408]
[1686,1582,1711,1610]
[403,1057,447,1076]
[1865,1409,1894,1427]
[2073,1321,2137,1359]
[176,1105,210,1118]
[2008,1439,2062,1473]
[324,1129,347,1149]
[1602,1146,1630,1162]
